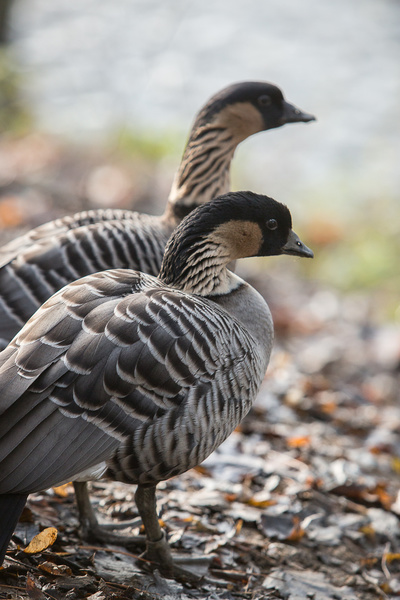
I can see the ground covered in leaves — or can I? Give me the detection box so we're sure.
[0,134,400,599]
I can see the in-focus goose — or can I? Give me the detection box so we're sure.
[0,81,315,348]
[0,191,313,573]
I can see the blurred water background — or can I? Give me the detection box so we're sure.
[1,0,400,313]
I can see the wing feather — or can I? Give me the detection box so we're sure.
[0,217,169,349]
[0,269,263,494]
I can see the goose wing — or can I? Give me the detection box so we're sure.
[0,217,168,349]
[0,209,140,265]
[0,269,262,494]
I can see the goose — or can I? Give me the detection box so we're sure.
[0,191,313,573]
[0,81,315,348]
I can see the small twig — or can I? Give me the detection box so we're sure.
[0,584,27,592]
[381,542,391,580]
[2,554,42,572]
[210,568,249,582]
[361,569,389,599]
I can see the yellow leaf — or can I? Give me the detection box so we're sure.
[235,519,243,535]
[24,527,58,554]
[247,498,276,509]
[392,457,400,474]
[287,435,310,449]
[52,483,73,497]
[359,525,375,538]
[385,552,400,563]
[183,515,195,523]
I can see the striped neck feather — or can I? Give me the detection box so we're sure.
[166,123,237,217]
[159,234,234,296]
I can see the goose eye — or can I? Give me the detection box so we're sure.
[267,219,278,230]
[258,95,272,107]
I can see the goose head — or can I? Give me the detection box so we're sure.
[159,191,313,294]
[195,81,316,140]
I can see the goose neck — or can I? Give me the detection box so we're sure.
[165,122,237,219]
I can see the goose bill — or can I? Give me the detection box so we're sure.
[282,230,314,258]
[280,100,316,124]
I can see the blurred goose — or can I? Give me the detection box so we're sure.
[0,81,314,348]
[0,191,313,572]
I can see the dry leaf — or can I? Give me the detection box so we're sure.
[193,465,211,476]
[52,483,74,497]
[26,574,46,600]
[287,435,311,448]
[385,553,400,563]
[359,525,375,538]
[24,527,58,555]
[371,483,393,510]
[247,497,276,509]
[287,517,306,542]
[224,493,238,503]
[235,519,243,535]
[320,400,337,414]
[39,561,72,576]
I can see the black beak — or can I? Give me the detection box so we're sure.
[282,230,314,258]
[280,100,316,125]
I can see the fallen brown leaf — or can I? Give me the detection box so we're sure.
[24,527,58,555]
[39,560,72,576]
[26,574,46,600]
[286,516,306,542]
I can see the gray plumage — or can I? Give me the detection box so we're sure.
[0,81,315,348]
[0,191,313,569]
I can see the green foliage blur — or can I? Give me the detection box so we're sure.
[0,51,31,134]
[110,127,181,162]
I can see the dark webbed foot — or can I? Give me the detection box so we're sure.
[73,481,144,547]
[143,530,174,572]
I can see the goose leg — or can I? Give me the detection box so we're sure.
[73,481,144,546]
[134,484,174,572]
[75,482,209,581]
[135,485,215,582]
